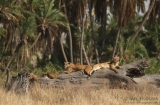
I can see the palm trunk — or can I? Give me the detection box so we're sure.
[59,37,68,62]
[80,11,86,65]
[130,0,156,43]
[80,19,84,64]
[5,69,10,88]
[63,1,73,63]
[3,38,24,76]
[82,44,90,65]
[112,27,121,57]
[29,32,41,50]
[101,2,107,51]
[80,15,90,65]
[3,54,15,76]
[89,0,99,63]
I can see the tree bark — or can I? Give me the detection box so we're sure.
[7,71,30,94]
[130,0,156,43]
[29,32,41,50]
[63,1,73,63]
[112,27,121,57]
[89,0,99,63]
[80,13,90,65]
[80,17,84,65]
[82,44,90,65]
[101,1,107,51]
[5,69,10,88]
[59,35,68,62]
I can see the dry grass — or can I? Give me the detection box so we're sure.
[0,83,159,105]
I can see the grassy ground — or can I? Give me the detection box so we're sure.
[0,83,159,105]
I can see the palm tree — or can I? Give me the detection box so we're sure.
[17,15,37,69]
[89,0,100,63]
[130,0,156,43]
[0,0,23,53]
[35,0,67,60]
[61,1,73,63]
[93,0,108,51]
[0,0,25,75]
[148,0,160,24]
[110,0,146,57]
[61,0,88,63]
[59,32,68,62]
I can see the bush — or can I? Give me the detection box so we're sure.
[145,58,160,74]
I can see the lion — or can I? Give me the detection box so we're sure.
[63,62,93,76]
[29,73,39,82]
[42,72,57,79]
[92,55,120,73]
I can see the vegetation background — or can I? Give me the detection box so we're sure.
[0,0,160,77]
[0,1,160,105]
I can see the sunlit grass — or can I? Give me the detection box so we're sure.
[0,83,159,105]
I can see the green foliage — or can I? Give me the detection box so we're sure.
[145,58,160,74]
[34,53,64,76]
[19,16,36,39]
[35,62,63,76]
[0,27,7,39]
[44,62,63,73]
[0,0,160,76]
[118,31,149,64]
[36,0,66,28]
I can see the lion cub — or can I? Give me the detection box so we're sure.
[42,72,57,79]
[63,62,93,76]
[92,55,120,73]
[29,73,39,82]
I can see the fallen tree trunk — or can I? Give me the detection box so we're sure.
[7,59,160,93]
[38,59,160,89]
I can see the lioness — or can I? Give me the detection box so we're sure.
[63,62,93,76]
[42,72,57,79]
[29,73,39,82]
[92,55,120,73]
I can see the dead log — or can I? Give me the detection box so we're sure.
[6,70,30,94]
[133,74,160,88]
[38,59,158,89]
[7,59,159,92]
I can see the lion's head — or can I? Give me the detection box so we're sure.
[64,62,74,69]
[112,55,120,63]
[29,73,38,82]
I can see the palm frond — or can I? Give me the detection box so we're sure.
[20,16,36,39]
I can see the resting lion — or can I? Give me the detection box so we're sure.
[42,72,57,79]
[63,62,93,76]
[92,55,120,73]
[29,73,39,82]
